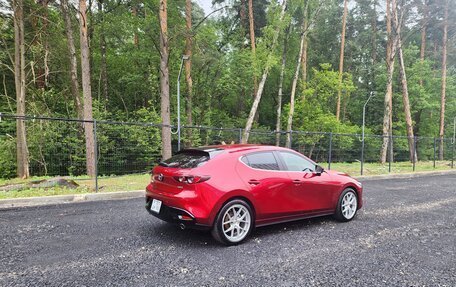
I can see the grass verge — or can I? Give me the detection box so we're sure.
[0,161,453,199]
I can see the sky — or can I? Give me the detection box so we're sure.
[195,0,214,16]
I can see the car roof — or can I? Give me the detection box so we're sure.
[192,144,291,153]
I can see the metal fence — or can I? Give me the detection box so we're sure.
[0,113,454,192]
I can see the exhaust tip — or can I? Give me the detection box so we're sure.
[179,223,186,230]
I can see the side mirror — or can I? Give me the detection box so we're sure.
[314,165,324,176]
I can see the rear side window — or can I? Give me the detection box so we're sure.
[242,152,280,171]
[159,149,222,169]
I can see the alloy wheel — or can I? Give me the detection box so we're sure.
[221,204,251,243]
[341,191,357,220]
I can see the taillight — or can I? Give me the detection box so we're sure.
[173,175,210,184]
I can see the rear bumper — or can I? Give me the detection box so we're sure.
[145,197,211,230]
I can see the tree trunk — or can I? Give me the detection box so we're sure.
[276,26,289,147]
[336,0,348,121]
[185,0,193,147]
[380,0,397,164]
[247,0,256,82]
[36,0,49,89]
[419,0,427,87]
[300,2,308,84]
[286,17,308,148]
[98,0,108,106]
[248,0,259,122]
[242,0,287,143]
[14,0,30,179]
[61,0,83,120]
[439,0,448,160]
[159,0,172,159]
[240,0,246,34]
[79,0,96,177]
[370,0,378,91]
[394,2,415,162]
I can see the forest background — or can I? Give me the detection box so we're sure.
[0,0,455,180]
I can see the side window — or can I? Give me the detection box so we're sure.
[280,152,315,172]
[243,152,280,171]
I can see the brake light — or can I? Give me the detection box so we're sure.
[173,175,210,184]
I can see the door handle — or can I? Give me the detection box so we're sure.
[248,179,260,185]
[293,179,302,185]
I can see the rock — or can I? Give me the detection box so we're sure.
[0,177,79,192]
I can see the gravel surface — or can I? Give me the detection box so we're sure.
[1,174,455,286]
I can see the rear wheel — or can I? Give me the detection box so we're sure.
[211,199,253,245]
[334,189,358,222]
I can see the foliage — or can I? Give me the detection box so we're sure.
[0,0,455,179]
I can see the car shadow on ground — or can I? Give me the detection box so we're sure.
[138,215,337,247]
[254,215,334,234]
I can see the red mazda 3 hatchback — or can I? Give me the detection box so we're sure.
[145,144,363,245]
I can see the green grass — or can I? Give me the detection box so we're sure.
[0,161,453,199]
[0,186,93,199]
[0,173,149,200]
[330,160,453,176]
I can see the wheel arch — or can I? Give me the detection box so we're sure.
[208,191,256,227]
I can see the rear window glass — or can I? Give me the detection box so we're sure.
[243,152,280,171]
[159,149,223,169]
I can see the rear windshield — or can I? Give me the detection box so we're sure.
[159,149,223,169]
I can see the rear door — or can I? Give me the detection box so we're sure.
[235,151,299,220]
[278,151,333,212]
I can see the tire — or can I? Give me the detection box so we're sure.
[334,188,358,222]
[211,199,254,245]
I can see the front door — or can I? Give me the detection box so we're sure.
[278,151,333,213]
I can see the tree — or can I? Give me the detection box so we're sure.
[394,1,415,162]
[79,0,96,177]
[13,0,29,178]
[419,0,428,87]
[98,0,108,105]
[32,0,49,89]
[335,0,348,121]
[248,0,258,120]
[242,0,288,143]
[439,0,448,160]
[159,0,171,159]
[185,0,193,147]
[300,1,308,84]
[61,0,83,119]
[276,26,290,146]
[286,1,309,148]
[380,0,397,164]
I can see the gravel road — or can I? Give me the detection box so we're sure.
[1,174,455,286]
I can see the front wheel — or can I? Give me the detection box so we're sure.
[211,199,253,245]
[334,189,358,222]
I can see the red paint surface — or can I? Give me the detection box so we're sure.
[146,145,363,227]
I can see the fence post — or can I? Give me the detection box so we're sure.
[388,135,392,173]
[239,128,242,144]
[360,133,365,176]
[289,129,293,149]
[433,137,436,169]
[93,119,98,193]
[452,138,455,169]
[328,132,332,170]
[413,136,417,172]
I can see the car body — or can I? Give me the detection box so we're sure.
[145,144,363,245]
